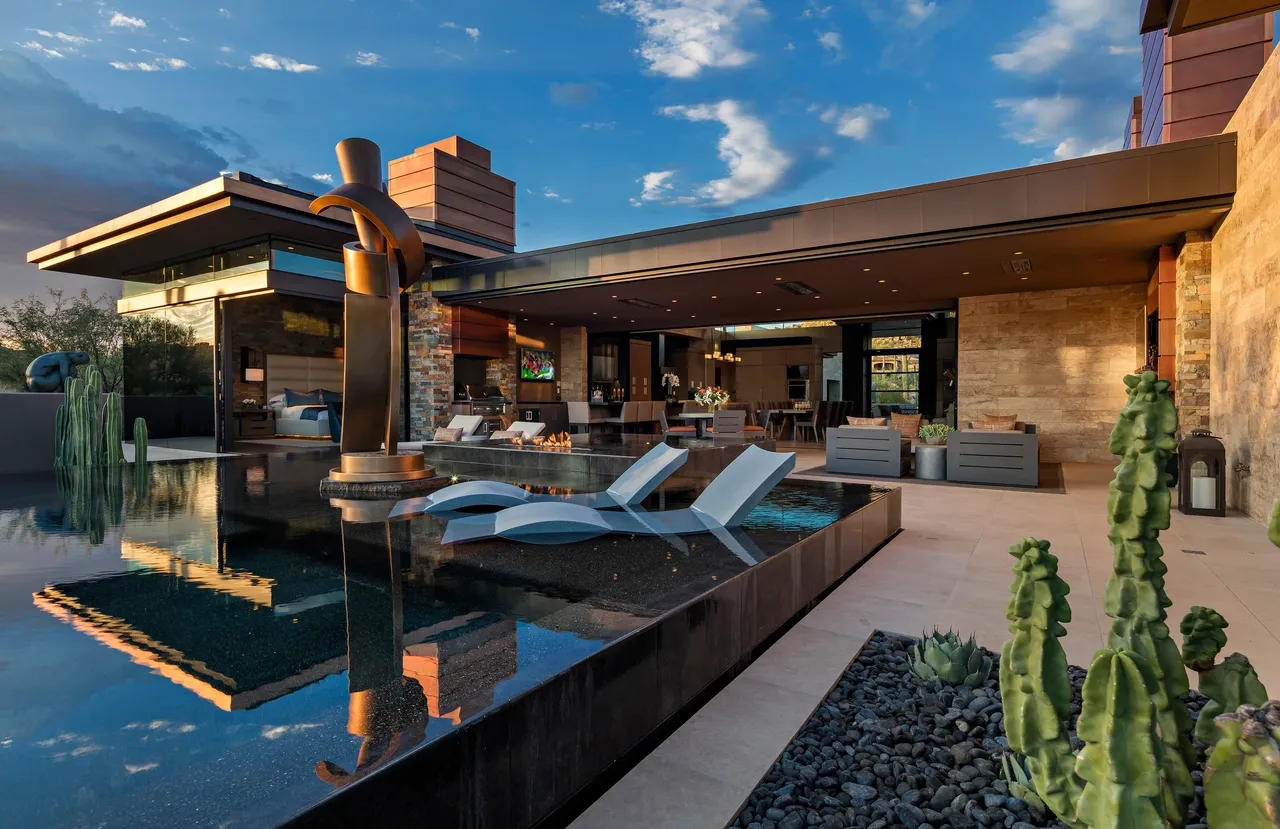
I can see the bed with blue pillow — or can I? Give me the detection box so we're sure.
[274,388,343,438]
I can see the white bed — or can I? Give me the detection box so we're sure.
[266,355,344,439]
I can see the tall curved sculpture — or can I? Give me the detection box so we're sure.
[310,138,433,488]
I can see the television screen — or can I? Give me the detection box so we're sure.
[520,348,556,382]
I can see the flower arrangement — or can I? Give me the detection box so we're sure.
[694,386,731,412]
[238,398,259,411]
[661,371,681,402]
[918,423,953,445]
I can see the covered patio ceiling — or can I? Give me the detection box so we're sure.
[434,135,1235,333]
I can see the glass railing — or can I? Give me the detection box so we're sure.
[271,248,344,281]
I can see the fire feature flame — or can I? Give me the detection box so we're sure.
[509,432,574,451]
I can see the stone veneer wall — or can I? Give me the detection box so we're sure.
[559,326,588,402]
[958,285,1146,464]
[484,316,518,400]
[1175,232,1212,433]
[407,290,453,440]
[1211,46,1280,521]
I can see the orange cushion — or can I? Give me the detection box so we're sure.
[982,413,1018,425]
[433,427,463,442]
[744,425,765,432]
[968,421,1018,432]
[890,413,922,435]
[847,417,887,427]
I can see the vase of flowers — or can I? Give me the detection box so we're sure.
[694,386,730,413]
[237,398,259,411]
[661,371,681,404]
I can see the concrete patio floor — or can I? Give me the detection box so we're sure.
[570,460,1280,829]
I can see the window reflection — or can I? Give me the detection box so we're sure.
[271,241,344,281]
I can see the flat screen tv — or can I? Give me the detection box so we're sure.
[520,348,556,382]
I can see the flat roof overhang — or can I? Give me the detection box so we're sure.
[1141,0,1280,34]
[115,270,348,314]
[27,175,507,279]
[432,135,1236,332]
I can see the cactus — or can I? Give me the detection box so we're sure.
[1001,752,1047,813]
[133,417,148,466]
[1197,654,1270,745]
[909,628,992,687]
[1269,499,1280,549]
[1182,606,1230,672]
[54,404,69,468]
[1102,371,1195,821]
[1203,701,1280,829]
[1001,538,1085,825]
[101,392,126,467]
[1074,649,1169,829]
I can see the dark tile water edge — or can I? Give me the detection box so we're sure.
[728,632,1213,829]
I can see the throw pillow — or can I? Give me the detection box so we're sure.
[846,416,888,426]
[982,412,1018,426]
[969,421,1018,431]
[433,427,463,442]
[489,430,520,440]
[284,388,323,407]
[890,413,923,436]
[319,388,344,404]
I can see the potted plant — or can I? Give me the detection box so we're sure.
[919,423,953,445]
[661,371,681,404]
[694,386,731,413]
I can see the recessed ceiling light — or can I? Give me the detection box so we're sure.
[286,246,295,251]
[665,308,671,312]
[1020,276,1028,280]
[755,291,762,294]
[550,322,556,326]
[878,279,885,283]
[691,315,696,318]
[863,268,871,273]
[630,319,636,322]
[711,295,718,299]
[612,316,618,319]
[962,271,970,275]
[519,308,524,312]
[814,295,822,299]
[611,295,618,298]
[671,299,677,303]
[775,308,782,311]
[1014,251,1023,255]
[864,301,870,304]
[891,289,898,292]
[592,312,597,315]
[523,318,529,321]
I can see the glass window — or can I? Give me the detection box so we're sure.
[271,241,344,281]
[218,242,270,276]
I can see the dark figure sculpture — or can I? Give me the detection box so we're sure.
[25,351,90,392]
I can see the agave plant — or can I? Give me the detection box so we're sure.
[1000,753,1047,812]
[909,628,993,688]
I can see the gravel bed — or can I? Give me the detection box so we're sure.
[730,632,1210,829]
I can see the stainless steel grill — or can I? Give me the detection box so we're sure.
[453,384,508,435]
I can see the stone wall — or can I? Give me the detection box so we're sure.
[1175,232,1212,433]
[958,285,1147,464]
[1211,47,1280,521]
[559,326,588,402]
[407,290,453,439]
[484,316,518,400]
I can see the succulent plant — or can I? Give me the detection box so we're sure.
[1203,701,1280,829]
[1182,606,1230,672]
[918,423,954,439]
[1197,654,1270,745]
[909,628,992,688]
[52,366,140,470]
[1000,752,1047,813]
[133,417,148,466]
[101,392,126,467]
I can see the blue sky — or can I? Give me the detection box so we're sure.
[0,0,1147,302]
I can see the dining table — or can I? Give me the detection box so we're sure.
[672,412,715,437]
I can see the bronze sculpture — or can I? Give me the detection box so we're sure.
[310,138,433,489]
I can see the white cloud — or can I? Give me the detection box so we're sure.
[218,7,231,17]
[817,31,842,54]
[29,29,53,37]
[993,0,1130,74]
[820,104,890,140]
[125,763,158,774]
[109,57,188,71]
[17,41,65,59]
[601,0,766,79]
[465,27,480,40]
[1108,44,1140,55]
[261,724,321,740]
[108,12,147,29]
[355,51,382,66]
[249,53,318,73]
[657,100,792,206]
[541,186,571,203]
[902,0,936,26]
[996,95,1122,161]
[440,21,458,29]
[219,45,233,53]
[311,173,334,184]
[801,5,832,18]
[784,41,795,51]
[580,121,616,130]
[631,170,677,206]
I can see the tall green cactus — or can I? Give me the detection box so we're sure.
[1074,649,1169,829]
[1001,538,1084,825]
[1203,702,1280,829]
[54,404,69,468]
[1269,498,1280,549]
[1181,606,1230,672]
[133,417,148,466]
[101,392,126,467]
[1103,371,1195,821]
[1197,655,1270,745]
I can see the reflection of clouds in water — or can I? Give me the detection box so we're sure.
[125,762,158,774]
[122,720,197,734]
[261,723,321,740]
[35,732,102,759]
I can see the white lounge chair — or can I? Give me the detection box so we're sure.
[506,421,545,439]
[389,442,689,518]
[444,415,485,442]
[439,445,796,545]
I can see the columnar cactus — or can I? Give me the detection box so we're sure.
[1203,701,1280,829]
[101,392,126,467]
[1001,538,1084,825]
[1269,498,1280,549]
[54,403,69,468]
[1197,654,1270,745]
[133,417,148,466]
[1102,371,1195,820]
[1182,606,1230,672]
[1074,649,1169,829]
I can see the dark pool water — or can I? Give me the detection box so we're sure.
[0,449,883,827]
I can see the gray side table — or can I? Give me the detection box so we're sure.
[915,444,947,480]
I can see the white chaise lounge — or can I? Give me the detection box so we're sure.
[439,445,796,545]
[389,442,689,517]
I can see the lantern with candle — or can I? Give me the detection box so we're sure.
[1177,428,1226,516]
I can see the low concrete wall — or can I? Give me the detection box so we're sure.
[0,392,62,476]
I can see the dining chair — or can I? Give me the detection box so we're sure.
[659,410,696,436]
[709,410,746,435]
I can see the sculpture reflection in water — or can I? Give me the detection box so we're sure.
[309,139,433,490]
[317,510,517,786]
